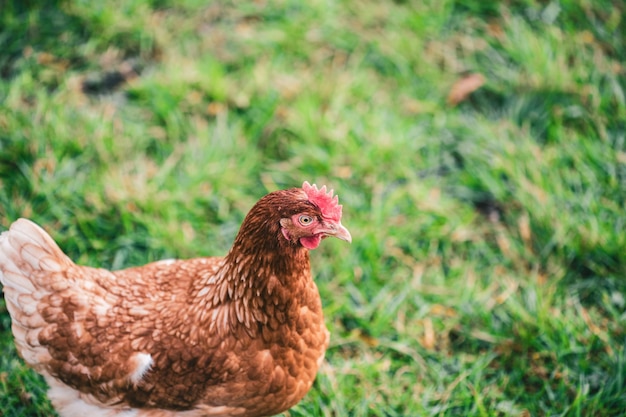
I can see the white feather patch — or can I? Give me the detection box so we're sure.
[129,353,153,385]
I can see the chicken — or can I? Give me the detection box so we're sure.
[0,181,351,417]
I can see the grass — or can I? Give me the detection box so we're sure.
[1,0,625,415]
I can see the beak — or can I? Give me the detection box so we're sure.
[325,222,352,243]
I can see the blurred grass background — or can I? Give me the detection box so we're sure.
[1,0,625,416]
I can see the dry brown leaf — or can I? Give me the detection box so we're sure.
[447,73,485,106]
[419,318,435,350]
[207,102,226,116]
[429,304,457,318]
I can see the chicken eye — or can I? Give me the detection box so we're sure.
[299,215,314,226]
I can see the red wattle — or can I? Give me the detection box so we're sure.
[300,235,322,250]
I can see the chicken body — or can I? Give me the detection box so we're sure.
[0,183,351,417]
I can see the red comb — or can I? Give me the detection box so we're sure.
[302,181,343,222]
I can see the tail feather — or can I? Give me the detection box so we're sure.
[0,219,74,368]
[1,269,36,294]
[0,218,73,295]
[1,219,72,280]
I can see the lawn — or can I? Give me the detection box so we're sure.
[1,0,625,416]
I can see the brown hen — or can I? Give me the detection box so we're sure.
[0,182,351,417]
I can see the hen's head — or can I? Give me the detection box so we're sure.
[279,181,351,250]
[238,181,351,251]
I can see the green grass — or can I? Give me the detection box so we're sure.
[1,0,626,415]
